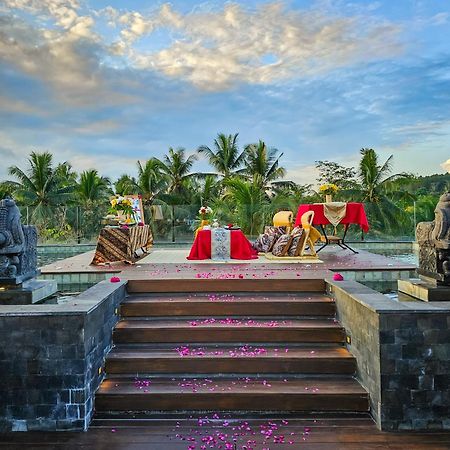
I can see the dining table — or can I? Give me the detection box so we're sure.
[91,225,153,265]
[295,202,369,254]
[187,228,258,260]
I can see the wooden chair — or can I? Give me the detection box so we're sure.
[273,210,293,232]
[297,211,321,257]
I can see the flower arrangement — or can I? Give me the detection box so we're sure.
[319,184,339,195]
[198,206,212,219]
[110,195,136,223]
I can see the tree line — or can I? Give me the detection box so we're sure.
[0,133,448,242]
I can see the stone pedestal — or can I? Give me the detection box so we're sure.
[398,278,450,302]
[0,279,58,304]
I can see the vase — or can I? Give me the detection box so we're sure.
[200,219,210,227]
[325,194,333,203]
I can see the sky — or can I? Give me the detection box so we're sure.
[1,0,450,186]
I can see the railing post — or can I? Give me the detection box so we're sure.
[76,206,81,244]
[171,205,175,243]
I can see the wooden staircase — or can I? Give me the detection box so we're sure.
[94,278,369,418]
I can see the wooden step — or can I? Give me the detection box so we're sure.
[106,345,356,375]
[121,293,336,317]
[113,319,345,344]
[95,377,369,413]
[127,278,326,293]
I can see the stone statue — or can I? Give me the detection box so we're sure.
[0,197,38,284]
[416,192,450,286]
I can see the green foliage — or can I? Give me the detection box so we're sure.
[223,177,269,236]
[77,169,111,205]
[242,141,286,189]
[2,142,448,243]
[315,160,357,191]
[5,151,75,224]
[198,133,244,179]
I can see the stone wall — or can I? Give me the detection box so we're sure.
[0,280,126,431]
[328,279,450,430]
[380,312,450,430]
[327,281,382,420]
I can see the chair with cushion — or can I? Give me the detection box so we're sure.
[273,211,293,232]
[297,211,321,257]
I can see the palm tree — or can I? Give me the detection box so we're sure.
[223,176,269,236]
[355,148,412,235]
[115,174,136,195]
[77,170,111,205]
[197,133,244,178]
[5,151,75,222]
[160,147,198,197]
[242,140,286,189]
[113,159,168,206]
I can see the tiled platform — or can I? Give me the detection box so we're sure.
[39,245,417,293]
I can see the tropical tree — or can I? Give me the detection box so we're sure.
[184,175,221,208]
[77,169,111,205]
[242,141,286,189]
[115,174,136,195]
[4,151,75,223]
[315,160,358,191]
[197,133,244,179]
[160,147,198,198]
[223,176,269,235]
[353,148,412,235]
[113,159,168,206]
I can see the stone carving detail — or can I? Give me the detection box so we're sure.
[416,192,450,285]
[0,197,39,284]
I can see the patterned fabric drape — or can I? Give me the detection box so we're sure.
[211,228,231,260]
[91,225,153,265]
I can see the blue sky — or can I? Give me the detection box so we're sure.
[0,0,449,185]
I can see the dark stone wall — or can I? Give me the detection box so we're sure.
[330,284,382,422]
[380,313,450,430]
[0,281,126,431]
[328,279,450,431]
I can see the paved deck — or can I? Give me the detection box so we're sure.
[40,246,416,277]
[1,417,450,449]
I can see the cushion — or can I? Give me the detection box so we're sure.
[290,226,303,236]
[252,233,277,253]
[288,229,304,256]
[272,234,294,257]
[264,226,286,237]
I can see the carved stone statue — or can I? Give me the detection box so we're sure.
[416,192,450,286]
[0,197,38,284]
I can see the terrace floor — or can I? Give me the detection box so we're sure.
[40,245,416,278]
[2,417,450,449]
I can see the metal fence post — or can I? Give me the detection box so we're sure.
[171,205,175,243]
[76,206,81,244]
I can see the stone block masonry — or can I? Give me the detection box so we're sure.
[328,279,450,430]
[0,280,127,431]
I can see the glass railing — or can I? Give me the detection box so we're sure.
[16,200,433,245]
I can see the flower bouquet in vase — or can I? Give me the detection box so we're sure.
[319,184,339,203]
[198,206,212,227]
[110,195,137,226]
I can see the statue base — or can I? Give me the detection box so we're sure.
[398,277,450,302]
[0,279,58,305]
[0,269,40,286]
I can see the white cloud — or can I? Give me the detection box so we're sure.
[1,1,404,94]
[442,159,450,173]
[113,2,403,90]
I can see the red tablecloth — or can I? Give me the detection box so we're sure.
[294,202,369,232]
[187,229,258,260]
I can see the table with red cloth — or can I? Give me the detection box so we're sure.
[294,202,369,253]
[187,229,258,260]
